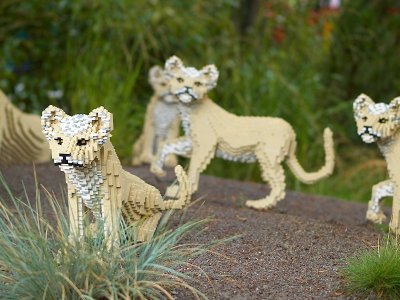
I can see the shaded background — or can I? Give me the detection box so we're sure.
[1,0,399,202]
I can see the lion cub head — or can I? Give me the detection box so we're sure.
[149,65,177,103]
[164,56,219,104]
[41,106,112,169]
[353,94,400,143]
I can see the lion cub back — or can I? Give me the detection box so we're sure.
[0,90,50,165]
[191,98,294,149]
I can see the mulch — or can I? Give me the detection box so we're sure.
[0,163,384,299]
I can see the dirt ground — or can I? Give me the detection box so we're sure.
[0,163,384,299]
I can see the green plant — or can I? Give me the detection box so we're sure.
[0,0,395,203]
[326,0,400,103]
[0,173,223,299]
[0,0,70,112]
[343,236,400,299]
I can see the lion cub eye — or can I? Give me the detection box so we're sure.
[177,77,184,83]
[77,138,88,146]
[361,116,368,121]
[160,82,167,87]
[54,137,63,145]
[194,81,202,87]
[379,117,388,124]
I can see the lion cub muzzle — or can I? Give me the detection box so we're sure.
[54,153,83,167]
[175,87,198,103]
[359,126,380,143]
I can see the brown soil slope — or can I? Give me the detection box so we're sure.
[0,164,383,299]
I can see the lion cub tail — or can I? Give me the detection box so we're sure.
[163,165,192,210]
[286,127,335,184]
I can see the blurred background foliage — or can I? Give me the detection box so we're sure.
[1,0,399,202]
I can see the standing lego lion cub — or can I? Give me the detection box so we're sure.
[42,105,191,243]
[151,56,335,209]
[353,94,400,233]
[132,66,180,167]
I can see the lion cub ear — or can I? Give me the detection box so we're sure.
[200,64,219,90]
[353,94,374,115]
[88,107,113,145]
[389,97,400,113]
[165,56,184,74]
[148,65,164,86]
[41,105,67,140]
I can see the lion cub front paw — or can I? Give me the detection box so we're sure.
[389,221,400,234]
[366,200,387,224]
[140,154,153,165]
[165,155,178,168]
[366,209,387,224]
[150,164,166,178]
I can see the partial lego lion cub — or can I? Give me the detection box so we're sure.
[132,66,180,167]
[151,56,335,209]
[0,90,50,165]
[42,105,191,243]
[353,94,400,232]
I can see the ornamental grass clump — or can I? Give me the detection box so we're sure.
[343,236,400,300]
[0,173,220,299]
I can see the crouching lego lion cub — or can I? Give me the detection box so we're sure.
[151,56,335,210]
[353,94,400,233]
[41,105,191,244]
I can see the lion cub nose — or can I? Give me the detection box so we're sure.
[58,153,71,164]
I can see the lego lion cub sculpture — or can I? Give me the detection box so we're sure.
[151,56,335,209]
[132,66,180,167]
[42,105,191,243]
[0,90,50,165]
[353,94,400,233]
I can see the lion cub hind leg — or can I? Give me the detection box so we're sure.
[367,180,392,224]
[245,150,286,210]
[137,213,162,242]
